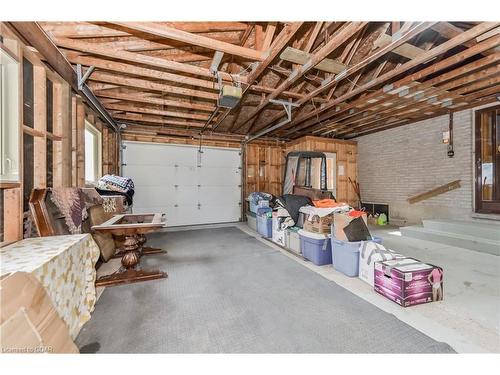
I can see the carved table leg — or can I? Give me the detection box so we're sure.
[96,234,167,287]
[112,234,166,258]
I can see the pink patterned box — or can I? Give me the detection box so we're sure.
[374,258,444,307]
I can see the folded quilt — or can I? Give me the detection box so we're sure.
[97,175,135,195]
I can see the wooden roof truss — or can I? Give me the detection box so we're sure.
[34,21,500,140]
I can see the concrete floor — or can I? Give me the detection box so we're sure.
[236,223,500,353]
[93,222,500,353]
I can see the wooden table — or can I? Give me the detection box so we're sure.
[92,213,168,287]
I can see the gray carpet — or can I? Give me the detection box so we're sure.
[77,227,455,353]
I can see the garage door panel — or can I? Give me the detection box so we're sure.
[128,142,200,166]
[123,141,241,227]
[198,186,240,204]
[133,185,198,208]
[200,148,240,167]
[198,166,240,185]
[125,165,176,186]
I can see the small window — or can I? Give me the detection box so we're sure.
[85,122,102,184]
[1,48,20,183]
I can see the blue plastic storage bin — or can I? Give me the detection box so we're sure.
[249,200,270,214]
[330,234,383,277]
[256,209,272,238]
[298,230,332,266]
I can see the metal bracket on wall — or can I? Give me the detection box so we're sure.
[76,64,95,91]
[244,99,300,144]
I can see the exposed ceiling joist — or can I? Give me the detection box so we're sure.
[111,22,265,61]
[52,36,243,82]
[283,22,499,135]
[238,22,368,132]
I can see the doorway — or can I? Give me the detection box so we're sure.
[475,104,500,214]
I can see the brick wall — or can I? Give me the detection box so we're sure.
[356,109,473,224]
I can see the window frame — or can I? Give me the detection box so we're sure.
[84,121,102,185]
[0,46,21,185]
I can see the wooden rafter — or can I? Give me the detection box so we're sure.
[208,22,304,131]
[33,21,500,137]
[237,22,368,133]
[52,36,242,82]
[111,22,264,61]
[281,22,499,136]
[294,43,500,136]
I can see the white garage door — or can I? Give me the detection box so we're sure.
[123,141,242,227]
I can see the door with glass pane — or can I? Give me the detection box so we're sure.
[475,105,500,214]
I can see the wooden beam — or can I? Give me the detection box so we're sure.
[346,94,499,138]
[112,112,206,128]
[96,91,216,112]
[331,67,500,136]
[33,64,47,188]
[392,22,400,34]
[239,22,367,132]
[208,22,304,130]
[285,22,500,133]
[40,22,250,37]
[476,25,500,42]
[89,71,218,100]
[76,97,86,187]
[112,22,264,61]
[9,22,117,130]
[304,22,324,53]
[408,180,462,204]
[247,22,304,85]
[105,103,210,121]
[374,33,427,59]
[68,53,313,101]
[298,44,500,136]
[262,23,277,50]
[52,36,240,82]
[69,54,217,89]
[254,24,264,51]
[301,22,436,104]
[10,23,77,88]
[280,47,346,74]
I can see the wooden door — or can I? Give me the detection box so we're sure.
[475,105,500,214]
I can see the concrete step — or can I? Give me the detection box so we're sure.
[422,219,500,241]
[400,225,500,256]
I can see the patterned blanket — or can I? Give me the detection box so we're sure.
[50,188,102,234]
[97,174,135,194]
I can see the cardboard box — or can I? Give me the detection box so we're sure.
[374,258,444,307]
[333,212,368,241]
[303,214,334,234]
[0,272,79,353]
